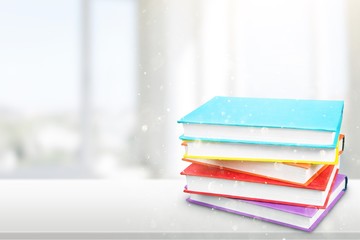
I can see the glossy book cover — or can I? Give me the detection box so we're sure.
[178,96,344,148]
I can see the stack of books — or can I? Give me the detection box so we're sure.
[178,96,348,232]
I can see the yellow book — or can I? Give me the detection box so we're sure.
[182,134,344,165]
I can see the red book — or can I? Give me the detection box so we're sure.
[181,163,338,208]
[182,157,328,186]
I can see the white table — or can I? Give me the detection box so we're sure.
[0,179,358,239]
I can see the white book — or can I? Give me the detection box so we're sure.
[181,124,336,147]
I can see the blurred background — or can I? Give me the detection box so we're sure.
[0,0,358,179]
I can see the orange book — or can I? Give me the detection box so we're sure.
[182,134,344,186]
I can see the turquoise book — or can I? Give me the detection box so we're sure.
[178,96,344,148]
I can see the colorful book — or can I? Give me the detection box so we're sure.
[178,96,344,148]
[182,136,344,185]
[186,174,347,232]
[181,134,344,164]
[181,163,339,208]
[182,157,327,186]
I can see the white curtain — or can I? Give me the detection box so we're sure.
[135,0,356,178]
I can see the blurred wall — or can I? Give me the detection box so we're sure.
[342,0,360,178]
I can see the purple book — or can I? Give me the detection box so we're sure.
[187,174,347,232]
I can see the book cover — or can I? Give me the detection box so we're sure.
[178,96,344,148]
[181,137,342,164]
[182,163,338,208]
[182,157,328,186]
[186,174,347,232]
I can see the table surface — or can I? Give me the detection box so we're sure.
[0,178,358,239]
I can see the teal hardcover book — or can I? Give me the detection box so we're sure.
[178,96,344,148]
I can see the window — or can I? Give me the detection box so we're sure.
[0,0,138,178]
[0,0,81,177]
